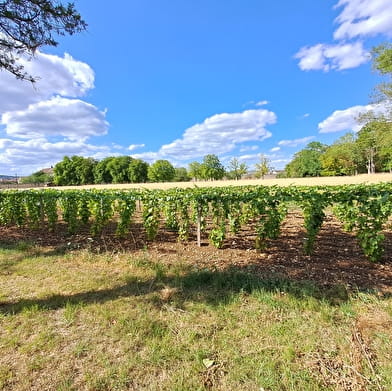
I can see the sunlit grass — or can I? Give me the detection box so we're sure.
[0,243,391,390]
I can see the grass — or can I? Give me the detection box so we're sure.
[0,242,391,390]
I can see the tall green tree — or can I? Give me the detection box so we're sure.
[94,157,115,184]
[128,159,148,183]
[0,0,86,82]
[148,160,175,182]
[53,156,96,185]
[173,167,190,182]
[254,154,271,179]
[285,142,327,178]
[371,43,392,102]
[188,161,202,180]
[356,120,392,173]
[107,156,132,183]
[200,154,225,180]
[227,157,248,180]
[321,133,359,176]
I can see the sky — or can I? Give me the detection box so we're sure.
[1,0,392,176]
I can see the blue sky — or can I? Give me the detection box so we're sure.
[1,0,392,175]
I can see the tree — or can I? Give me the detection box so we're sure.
[128,159,148,183]
[227,157,248,180]
[148,160,175,182]
[21,169,52,184]
[94,157,115,184]
[254,154,271,179]
[285,142,327,178]
[356,120,392,174]
[173,167,190,182]
[74,156,96,184]
[53,155,96,185]
[200,154,225,180]
[188,161,202,180]
[371,44,392,103]
[107,156,132,183]
[0,0,86,82]
[321,133,359,176]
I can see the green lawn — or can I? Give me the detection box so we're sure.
[0,241,391,391]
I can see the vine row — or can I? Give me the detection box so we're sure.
[0,183,391,262]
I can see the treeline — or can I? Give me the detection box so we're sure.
[33,154,268,186]
[281,123,392,178]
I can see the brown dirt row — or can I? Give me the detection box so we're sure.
[1,211,391,295]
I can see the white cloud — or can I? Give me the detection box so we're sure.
[270,147,281,152]
[133,109,276,161]
[302,113,310,118]
[295,0,392,72]
[255,100,269,106]
[239,145,259,152]
[278,136,315,147]
[0,138,113,174]
[334,0,392,40]
[1,97,109,141]
[128,143,145,151]
[238,153,260,162]
[0,50,117,175]
[295,42,369,71]
[0,51,94,113]
[318,102,390,133]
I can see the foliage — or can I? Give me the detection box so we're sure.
[254,154,271,179]
[21,170,52,184]
[93,157,115,184]
[53,156,96,185]
[200,154,225,180]
[285,142,327,178]
[107,156,132,184]
[227,158,248,180]
[173,167,190,182]
[147,160,175,182]
[128,159,148,183]
[188,161,202,180]
[321,133,359,176]
[1,183,391,262]
[0,0,86,82]
[371,43,392,102]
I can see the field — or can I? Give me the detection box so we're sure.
[42,172,392,191]
[1,193,392,390]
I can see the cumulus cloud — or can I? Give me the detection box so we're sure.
[128,143,145,151]
[334,0,392,40]
[133,109,276,161]
[278,136,315,147]
[1,97,109,141]
[0,49,116,175]
[0,138,113,174]
[318,102,390,133]
[0,51,94,113]
[239,145,259,152]
[295,0,392,72]
[295,42,369,71]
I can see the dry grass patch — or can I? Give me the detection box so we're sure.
[31,172,392,191]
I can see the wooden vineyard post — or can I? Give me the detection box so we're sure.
[197,206,201,247]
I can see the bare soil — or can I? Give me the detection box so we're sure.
[1,211,391,295]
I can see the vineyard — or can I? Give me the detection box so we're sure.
[1,183,392,262]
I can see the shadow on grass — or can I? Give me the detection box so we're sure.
[1,265,370,316]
